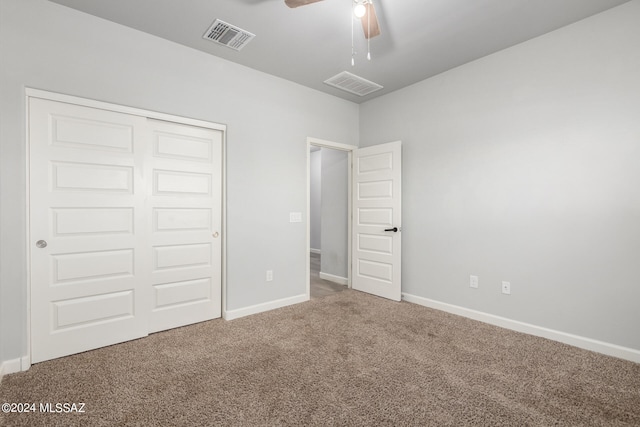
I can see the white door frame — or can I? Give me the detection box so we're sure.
[24,88,227,367]
[306,137,357,299]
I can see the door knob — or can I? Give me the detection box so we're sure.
[384,227,398,233]
[36,240,48,248]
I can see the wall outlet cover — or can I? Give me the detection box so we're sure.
[502,281,511,295]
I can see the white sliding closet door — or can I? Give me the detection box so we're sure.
[29,98,149,363]
[147,120,222,333]
[29,97,223,363]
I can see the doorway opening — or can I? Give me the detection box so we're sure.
[306,138,357,300]
[306,137,402,302]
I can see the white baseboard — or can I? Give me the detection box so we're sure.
[0,357,24,383]
[21,356,31,372]
[319,272,348,286]
[223,293,308,321]
[402,293,640,364]
[310,248,321,255]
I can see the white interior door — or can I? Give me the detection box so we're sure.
[29,98,149,363]
[147,119,222,333]
[352,141,402,301]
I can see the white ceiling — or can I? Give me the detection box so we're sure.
[48,0,629,103]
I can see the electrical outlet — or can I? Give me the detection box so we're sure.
[289,212,302,223]
[266,270,273,282]
[470,275,478,289]
[502,281,511,295]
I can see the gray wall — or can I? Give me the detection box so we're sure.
[359,1,640,351]
[0,0,358,363]
[320,148,349,279]
[309,150,322,252]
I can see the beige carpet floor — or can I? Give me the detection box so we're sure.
[1,290,639,426]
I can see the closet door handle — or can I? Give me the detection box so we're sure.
[384,227,398,232]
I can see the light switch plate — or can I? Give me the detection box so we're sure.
[289,212,302,223]
[470,275,479,289]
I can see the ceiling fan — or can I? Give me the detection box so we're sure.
[285,0,381,39]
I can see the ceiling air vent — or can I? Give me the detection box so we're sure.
[203,19,255,51]
[324,71,383,97]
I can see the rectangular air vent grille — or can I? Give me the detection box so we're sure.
[203,19,255,51]
[324,71,383,96]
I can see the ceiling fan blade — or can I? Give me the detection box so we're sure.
[284,0,323,8]
[360,1,381,39]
